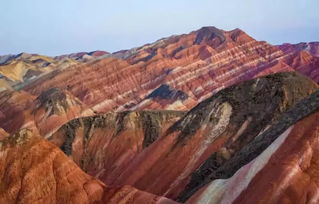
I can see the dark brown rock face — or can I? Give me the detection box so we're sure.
[187,110,319,204]
[49,110,184,184]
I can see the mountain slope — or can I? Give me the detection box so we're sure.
[39,72,318,202]
[278,42,319,82]
[0,129,106,203]
[23,26,301,113]
[187,95,319,204]
[0,128,178,204]
[49,110,184,183]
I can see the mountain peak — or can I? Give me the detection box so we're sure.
[194,26,226,45]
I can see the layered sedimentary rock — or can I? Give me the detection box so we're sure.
[0,26,319,204]
[1,27,318,138]
[0,128,178,204]
[0,128,106,204]
[0,53,79,90]
[278,42,319,82]
[33,88,94,137]
[0,90,36,133]
[55,50,110,62]
[0,51,109,92]
[44,72,317,202]
[108,72,318,201]
[278,42,319,57]
[187,92,319,204]
[103,185,178,204]
[24,26,307,113]
[50,110,184,183]
[0,87,93,137]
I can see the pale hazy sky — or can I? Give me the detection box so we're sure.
[0,0,318,56]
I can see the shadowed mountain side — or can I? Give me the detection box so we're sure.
[49,110,185,184]
[180,88,319,202]
[33,88,94,137]
[187,109,319,204]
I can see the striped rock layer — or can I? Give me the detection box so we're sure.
[187,95,319,204]
[0,72,318,203]
[1,27,318,136]
[0,128,177,204]
[47,72,318,202]
[23,27,318,115]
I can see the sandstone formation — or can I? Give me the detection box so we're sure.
[0,51,109,92]
[0,53,79,89]
[187,94,319,204]
[0,128,8,140]
[50,110,184,183]
[0,128,106,204]
[0,26,318,204]
[103,185,178,204]
[0,88,94,137]
[103,72,317,201]
[1,27,318,136]
[32,88,94,137]
[278,42,319,57]
[55,51,110,62]
[0,90,36,133]
[278,42,319,83]
[43,72,317,203]
[0,128,178,204]
[23,26,305,113]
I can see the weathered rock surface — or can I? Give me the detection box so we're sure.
[1,27,318,137]
[0,128,106,204]
[55,50,110,62]
[0,128,179,204]
[24,26,308,113]
[0,88,94,137]
[0,51,109,92]
[44,72,317,201]
[278,42,319,82]
[33,88,94,137]
[103,185,178,204]
[50,110,185,183]
[0,90,36,133]
[0,26,319,204]
[188,102,319,204]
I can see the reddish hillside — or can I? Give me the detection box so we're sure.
[278,42,319,82]
[24,26,302,113]
[0,128,178,204]
[47,72,318,202]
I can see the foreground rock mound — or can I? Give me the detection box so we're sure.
[0,129,105,203]
[0,129,178,204]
